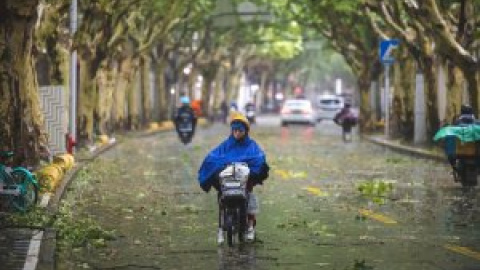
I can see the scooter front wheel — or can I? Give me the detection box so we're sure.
[225,214,234,247]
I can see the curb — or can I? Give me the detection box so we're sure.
[35,141,118,270]
[363,135,446,163]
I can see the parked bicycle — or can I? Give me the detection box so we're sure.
[0,151,39,212]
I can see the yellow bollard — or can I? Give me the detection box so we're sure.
[149,122,160,130]
[198,118,208,126]
[160,121,174,130]
[36,164,64,191]
[64,153,75,169]
[52,153,75,171]
[97,135,109,145]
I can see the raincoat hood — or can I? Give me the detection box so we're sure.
[198,135,266,191]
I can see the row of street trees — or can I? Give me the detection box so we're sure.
[288,0,480,141]
[0,0,479,165]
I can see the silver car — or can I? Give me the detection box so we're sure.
[280,99,316,126]
[316,95,344,120]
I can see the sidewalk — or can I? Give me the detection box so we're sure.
[0,144,113,270]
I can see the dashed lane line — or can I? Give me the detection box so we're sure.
[358,209,398,224]
[444,244,480,261]
[303,186,328,197]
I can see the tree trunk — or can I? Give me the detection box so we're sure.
[0,0,49,165]
[187,68,199,100]
[112,58,131,130]
[177,68,186,98]
[259,70,268,108]
[201,65,218,118]
[422,56,440,141]
[445,64,465,124]
[400,57,415,141]
[155,61,169,121]
[140,56,152,126]
[358,76,373,133]
[464,68,480,115]
[77,57,97,144]
[127,60,140,130]
[391,62,403,139]
[226,71,241,103]
[96,61,116,135]
[391,54,415,141]
[211,67,225,118]
[201,79,211,117]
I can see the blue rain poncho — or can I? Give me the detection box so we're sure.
[198,135,268,192]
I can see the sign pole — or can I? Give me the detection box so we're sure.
[379,38,399,139]
[384,64,390,138]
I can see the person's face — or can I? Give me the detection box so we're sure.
[232,128,246,140]
[231,123,247,140]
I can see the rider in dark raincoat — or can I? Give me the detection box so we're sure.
[333,103,357,142]
[174,96,197,144]
[198,112,269,243]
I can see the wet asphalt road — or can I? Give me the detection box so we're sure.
[58,115,480,270]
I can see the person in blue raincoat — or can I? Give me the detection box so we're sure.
[198,112,269,243]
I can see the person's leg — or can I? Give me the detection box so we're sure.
[246,182,255,226]
[247,214,256,227]
[217,192,222,228]
[342,126,347,141]
[343,124,352,142]
[246,183,257,240]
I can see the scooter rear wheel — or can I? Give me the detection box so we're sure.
[460,164,478,187]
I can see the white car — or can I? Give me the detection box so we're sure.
[316,95,344,121]
[280,99,316,126]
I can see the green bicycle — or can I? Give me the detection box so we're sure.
[0,151,39,212]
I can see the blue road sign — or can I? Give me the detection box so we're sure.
[379,39,400,64]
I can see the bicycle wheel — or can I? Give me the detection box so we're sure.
[10,169,38,212]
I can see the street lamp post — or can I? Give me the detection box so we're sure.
[69,0,78,153]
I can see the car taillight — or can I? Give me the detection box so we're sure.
[303,108,313,114]
[281,108,290,114]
